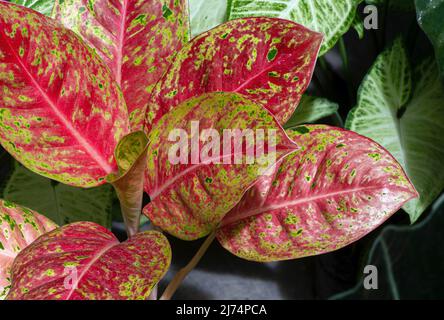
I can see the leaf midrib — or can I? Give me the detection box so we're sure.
[221,185,383,227]
[0,27,113,174]
[65,239,118,299]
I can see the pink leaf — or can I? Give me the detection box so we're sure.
[0,2,129,187]
[217,125,418,262]
[53,0,190,130]
[143,92,297,240]
[0,200,57,299]
[145,17,323,132]
[7,222,171,300]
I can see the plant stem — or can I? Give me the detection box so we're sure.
[160,231,216,300]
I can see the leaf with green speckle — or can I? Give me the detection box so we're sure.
[0,199,57,300]
[7,222,171,300]
[284,95,339,128]
[227,0,362,55]
[367,0,415,11]
[143,92,297,240]
[107,131,149,237]
[346,39,444,223]
[217,126,417,262]
[3,162,114,227]
[0,2,129,188]
[146,17,323,131]
[53,0,190,131]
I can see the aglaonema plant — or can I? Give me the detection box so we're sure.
[0,0,419,300]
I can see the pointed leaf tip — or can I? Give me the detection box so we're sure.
[217,125,418,262]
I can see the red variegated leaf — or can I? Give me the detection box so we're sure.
[145,17,323,132]
[53,0,190,130]
[0,2,129,187]
[7,222,171,300]
[0,200,57,300]
[217,125,418,262]
[143,92,297,240]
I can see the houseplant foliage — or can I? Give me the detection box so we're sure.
[2,0,444,300]
[346,39,444,223]
[415,0,444,82]
[7,221,171,300]
[0,200,57,299]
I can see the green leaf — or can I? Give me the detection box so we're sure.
[227,0,362,55]
[284,95,339,128]
[10,0,55,16]
[190,0,228,37]
[416,0,444,82]
[352,12,365,39]
[3,163,114,227]
[346,39,444,223]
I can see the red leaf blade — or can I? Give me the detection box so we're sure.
[145,17,323,132]
[0,2,129,187]
[0,200,57,299]
[54,0,190,130]
[217,125,418,262]
[143,92,297,240]
[7,222,171,300]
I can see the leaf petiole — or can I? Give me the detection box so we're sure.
[160,231,216,300]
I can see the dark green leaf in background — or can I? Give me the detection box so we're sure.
[2,163,114,227]
[284,95,339,128]
[415,0,444,82]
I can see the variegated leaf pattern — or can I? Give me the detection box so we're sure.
[346,39,444,222]
[53,0,190,130]
[143,93,297,240]
[190,0,228,37]
[107,131,149,237]
[284,95,339,128]
[228,0,362,55]
[146,17,323,131]
[217,126,418,262]
[10,0,55,16]
[0,2,129,187]
[0,199,57,300]
[7,222,171,300]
